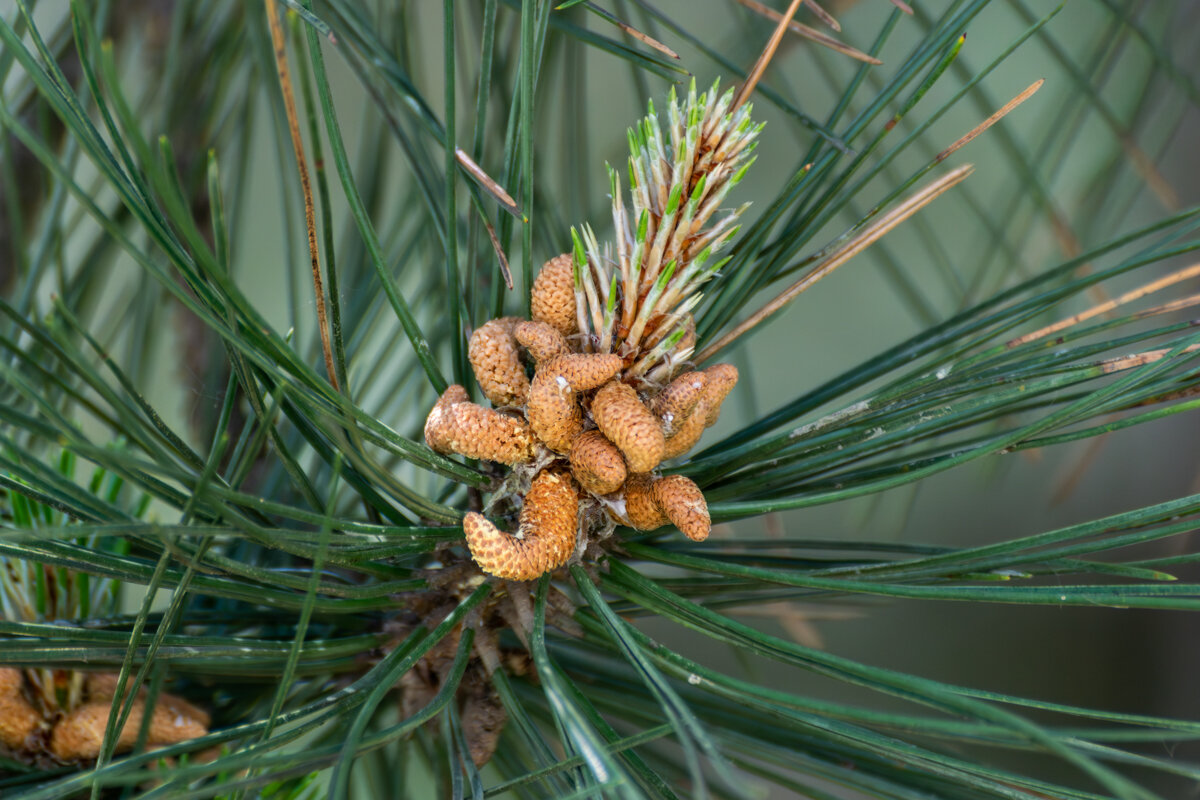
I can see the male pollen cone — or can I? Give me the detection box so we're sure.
[83,672,125,700]
[468,317,529,407]
[654,371,708,437]
[463,468,580,580]
[592,381,665,473]
[618,474,710,540]
[568,429,627,495]
[0,667,22,696]
[424,384,470,453]
[662,404,708,459]
[530,254,577,336]
[425,385,535,465]
[527,354,622,453]
[514,319,569,365]
[622,474,667,530]
[661,364,738,459]
[701,364,739,427]
[49,693,209,761]
[653,475,710,541]
[0,668,40,750]
[80,674,211,727]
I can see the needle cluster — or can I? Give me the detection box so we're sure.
[572,78,762,382]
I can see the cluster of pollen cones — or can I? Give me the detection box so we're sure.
[0,667,208,762]
[425,254,737,581]
[426,80,756,581]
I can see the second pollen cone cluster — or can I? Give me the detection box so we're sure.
[0,668,208,762]
[425,254,737,581]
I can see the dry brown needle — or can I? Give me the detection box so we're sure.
[264,0,339,391]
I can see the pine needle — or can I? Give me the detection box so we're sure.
[732,0,882,68]
[697,165,975,363]
[734,0,805,112]
[264,0,339,393]
[1009,261,1200,347]
[935,79,1044,164]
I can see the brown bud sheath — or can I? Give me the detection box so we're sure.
[592,381,665,473]
[0,668,40,750]
[701,363,739,427]
[425,385,535,465]
[469,317,529,407]
[530,254,577,336]
[514,320,570,365]
[49,694,209,761]
[654,371,708,437]
[463,468,580,581]
[527,354,622,453]
[652,475,710,541]
[568,429,627,495]
[677,315,696,355]
[460,682,507,768]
